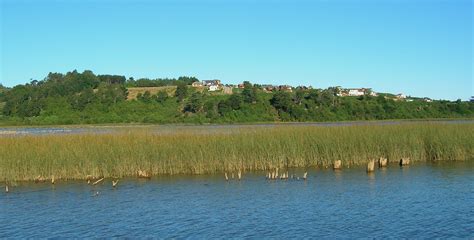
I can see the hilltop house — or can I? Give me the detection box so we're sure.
[202,80,222,92]
[279,85,293,92]
[202,80,221,86]
[396,93,406,99]
[337,88,376,97]
[191,81,203,87]
[208,85,219,91]
[348,89,365,96]
[261,84,277,92]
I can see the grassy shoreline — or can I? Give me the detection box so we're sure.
[1,122,473,182]
[1,117,473,128]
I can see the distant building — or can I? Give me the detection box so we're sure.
[202,79,222,92]
[191,81,203,87]
[209,85,219,91]
[470,96,474,102]
[423,97,433,103]
[279,85,293,92]
[348,89,365,96]
[396,93,406,99]
[369,91,378,97]
[337,88,375,97]
[202,80,221,87]
[261,84,277,92]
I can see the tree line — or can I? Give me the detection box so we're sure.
[0,70,472,125]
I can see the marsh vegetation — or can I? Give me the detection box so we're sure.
[1,123,472,182]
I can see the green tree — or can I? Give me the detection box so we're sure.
[97,83,128,105]
[241,81,257,103]
[184,92,203,113]
[98,75,126,85]
[203,100,218,119]
[294,89,305,105]
[227,94,243,110]
[138,91,152,103]
[175,83,188,102]
[70,88,96,111]
[218,100,231,115]
[155,90,168,103]
[178,76,199,85]
[270,91,292,112]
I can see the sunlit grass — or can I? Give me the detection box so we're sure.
[0,123,472,182]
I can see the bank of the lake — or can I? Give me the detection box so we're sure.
[1,122,473,182]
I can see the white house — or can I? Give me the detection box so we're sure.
[337,88,374,97]
[208,85,219,91]
[348,89,365,96]
[202,80,221,86]
[201,79,222,91]
[396,93,406,99]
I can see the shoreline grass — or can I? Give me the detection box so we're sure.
[1,117,473,128]
[1,123,472,182]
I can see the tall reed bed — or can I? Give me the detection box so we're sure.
[0,123,472,181]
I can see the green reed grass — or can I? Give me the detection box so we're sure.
[1,123,473,182]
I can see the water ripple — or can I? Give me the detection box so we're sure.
[1,161,473,238]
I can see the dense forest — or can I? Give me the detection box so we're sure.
[0,70,472,125]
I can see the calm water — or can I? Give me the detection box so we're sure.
[1,161,473,238]
[1,119,473,136]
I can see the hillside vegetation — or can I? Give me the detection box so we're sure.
[0,70,473,125]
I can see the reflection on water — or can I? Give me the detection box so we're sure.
[334,169,343,182]
[367,172,376,181]
[0,161,473,238]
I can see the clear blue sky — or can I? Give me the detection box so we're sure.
[1,0,472,100]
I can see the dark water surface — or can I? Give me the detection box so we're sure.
[1,161,473,238]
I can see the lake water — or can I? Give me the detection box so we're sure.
[1,161,473,238]
[1,119,473,136]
